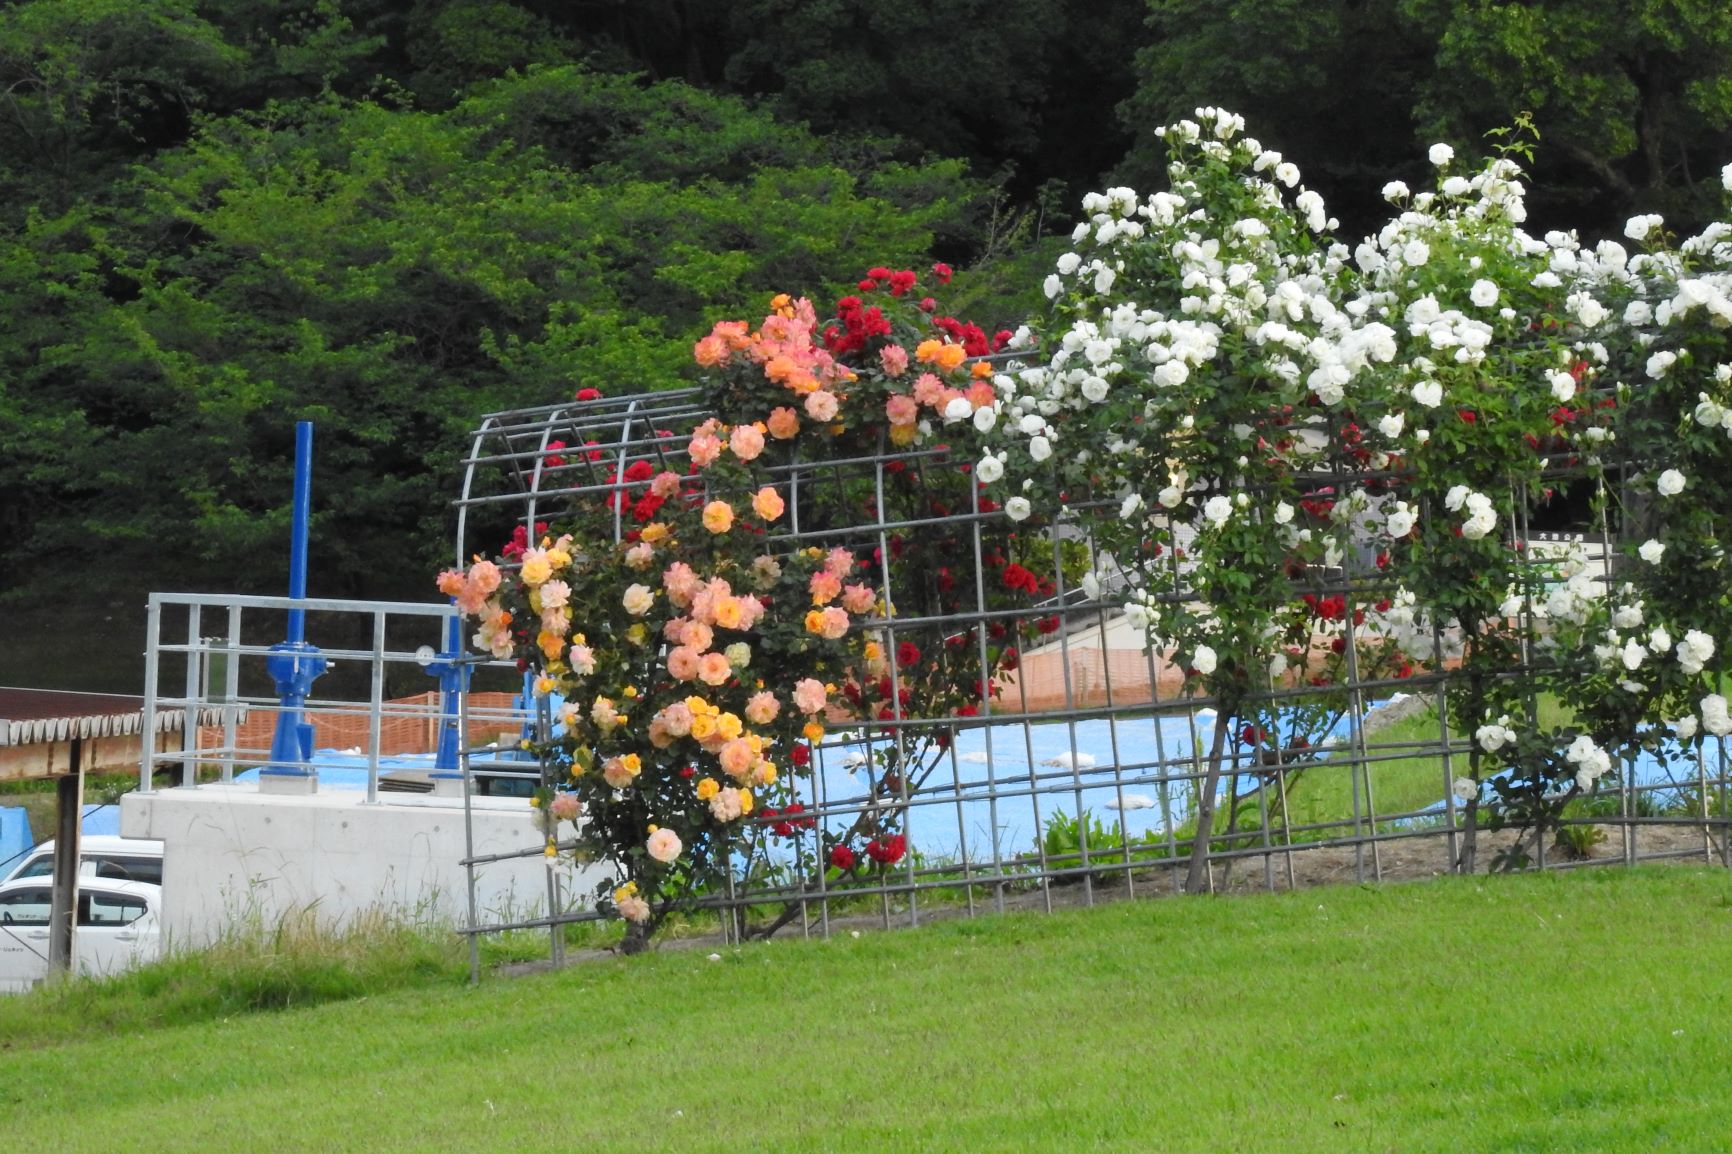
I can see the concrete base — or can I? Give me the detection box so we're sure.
[429,775,466,798]
[258,772,319,795]
[121,784,609,947]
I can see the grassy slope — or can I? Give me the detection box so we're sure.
[5,867,1732,1152]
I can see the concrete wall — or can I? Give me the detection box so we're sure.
[120,784,609,946]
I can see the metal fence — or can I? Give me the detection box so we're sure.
[446,390,1732,958]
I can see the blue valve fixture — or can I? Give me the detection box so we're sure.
[426,612,472,778]
[263,421,328,776]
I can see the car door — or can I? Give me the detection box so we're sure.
[0,885,52,993]
[77,887,158,978]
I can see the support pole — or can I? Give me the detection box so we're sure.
[46,738,83,982]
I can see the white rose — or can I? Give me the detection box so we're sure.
[1451,777,1477,802]
[1192,645,1217,676]
[1275,162,1300,187]
[1044,274,1062,299]
[1273,501,1294,524]
[1029,435,1053,462]
[1411,380,1443,408]
[1120,493,1144,519]
[1724,161,1732,193]
[1656,469,1686,497]
[621,583,655,616]
[1469,279,1498,308]
[1444,484,1469,512]
[1093,266,1117,294]
[943,396,972,423]
[1386,507,1415,538]
[1157,485,1183,509]
[1428,143,1454,167]
[1004,496,1032,522]
[1675,715,1699,740]
[1382,180,1410,202]
[1203,495,1233,526]
[1624,214,1663,242]
[972,406,998,433]
[1378,412,1405,438]
[1549,371,1577,402]
[1056,252,1081,275]
[1638,539,1665,564]
[1081,376,1110,403]
[975,455,1004,484]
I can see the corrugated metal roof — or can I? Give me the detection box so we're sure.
[0,688,244,747]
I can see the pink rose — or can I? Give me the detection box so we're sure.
[825,548,855,578]
[549,793,581,821]
[809,570,842,606]
[689,431,723,468]
[663,562,701,606]
[842,584,877,614]
[681,620,714,653]
[885,393,918,426]
[651,470,682,499]
[880,344,910,377]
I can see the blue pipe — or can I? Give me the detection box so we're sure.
[286,421,312,644]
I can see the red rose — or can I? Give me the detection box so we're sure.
[575,387,603,401]
[896,641,921,667]
[931,262,953,284]
[791,743,811,767]
[865,834,907,865]
[829,844,857,871]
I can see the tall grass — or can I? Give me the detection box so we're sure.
[0,907,469,1046]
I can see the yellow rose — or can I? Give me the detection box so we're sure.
[805,609,825,634]
[803,720,825,743]
[738,789,754,814]
[547,548,571,570]
[717,712,743,740]
[640,523,670,544]
[696,778,720,800]
[691,715,717,741]
[621,753,642,774]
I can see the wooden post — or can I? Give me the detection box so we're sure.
[46,736,83,981]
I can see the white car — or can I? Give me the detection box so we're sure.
[0,876,162,993]
[2,835,165,886]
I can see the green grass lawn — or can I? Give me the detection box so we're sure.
[6,867,1732,1152]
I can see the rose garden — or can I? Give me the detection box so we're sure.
[437,109,1732,956]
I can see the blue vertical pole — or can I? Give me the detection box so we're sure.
[265,421,328,779]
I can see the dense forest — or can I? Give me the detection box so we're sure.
[3,0,1730,690]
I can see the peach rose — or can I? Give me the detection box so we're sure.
[698,652,732,686]
[842,584,877,614]
[549,793,581,821]
[804,389,839,422]
[753,486,785,521]
[767,406,800,439]
[719,738,756,779]
[681,620,714,653]
[702,500,734,534]
[689,431,723,468]
[659,701,694,737]
[810,570,841,606]
[744,690,779,725]
[646,828,683,864]
[817,606,849,640]
[793,678,828,714]
[694,333,729,367]
[730,424,766,461]
[885,393,918,426]
[663,561,701,606]
[651,470,682,499]
[667,645,702,680]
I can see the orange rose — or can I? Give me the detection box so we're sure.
[767,407,800,439]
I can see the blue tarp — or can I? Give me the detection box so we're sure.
[0,806,32,877]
